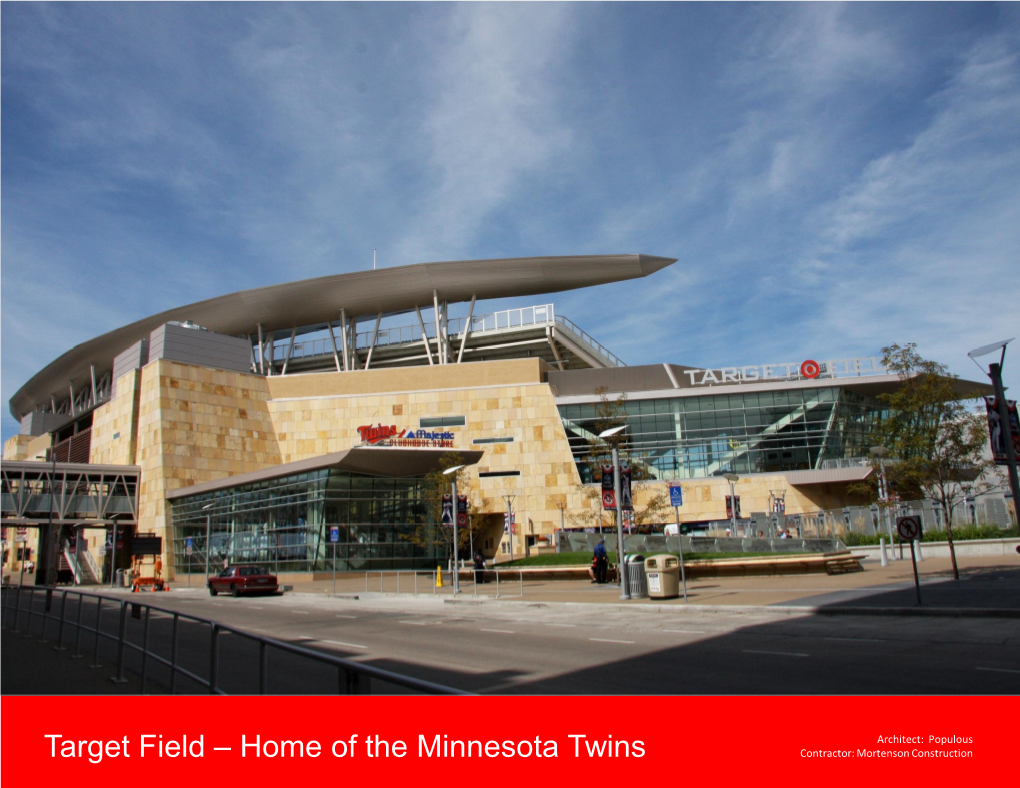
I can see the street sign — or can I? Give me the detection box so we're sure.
[329,526,339,543]
[897,516,920,541]
[668,484,684,507]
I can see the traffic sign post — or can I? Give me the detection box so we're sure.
[330,526,340,597]
[668,484,688,603]
[897,516,922,605]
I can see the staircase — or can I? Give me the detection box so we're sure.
[62,541,101,585]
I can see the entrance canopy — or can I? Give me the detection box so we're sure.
[166,446,485,501]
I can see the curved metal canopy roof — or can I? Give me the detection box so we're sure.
[11,254,676,420]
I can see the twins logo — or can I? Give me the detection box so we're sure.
[357,424,407,444]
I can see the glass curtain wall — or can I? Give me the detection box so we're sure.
[170,469,440,575]
[559,387,884,482]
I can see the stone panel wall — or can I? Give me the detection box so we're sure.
[90,369,143,466]
[134,360,281,556]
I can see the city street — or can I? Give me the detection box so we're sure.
[4,565,1019,695]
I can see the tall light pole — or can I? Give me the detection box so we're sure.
[444,465,466,595]
[968,339,1020,528]
[723,472,739,536]
[202,502,215,582]
[599,425,629,600]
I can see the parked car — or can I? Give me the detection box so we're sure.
[208,565,279,597]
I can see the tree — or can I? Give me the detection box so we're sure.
[868,343,999,579]
[406,452,482,558]
[568,386,672,532]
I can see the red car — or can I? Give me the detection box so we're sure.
[208,565,279,597]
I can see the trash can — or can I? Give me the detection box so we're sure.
[625,554,647,599]
[644,555,681,599]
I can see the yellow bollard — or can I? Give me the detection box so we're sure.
[435,566,444,588]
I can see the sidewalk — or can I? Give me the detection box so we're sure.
[211,554,1020,613]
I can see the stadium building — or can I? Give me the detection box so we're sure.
[1,254,998,582]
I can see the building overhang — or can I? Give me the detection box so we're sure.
[165,447,486,500]
[785,467,874,486]
[11,253,676,421]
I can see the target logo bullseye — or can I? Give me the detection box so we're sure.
[800,360,821,378]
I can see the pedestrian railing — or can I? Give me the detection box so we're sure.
[361,568,525,598]
[0,585,468,696]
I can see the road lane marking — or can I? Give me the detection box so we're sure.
[742,649,809,658]
[399,620,428,625]
[336,615,357,619]
[323,640,368,649]
[976,666,1020,674]
[545,623,578,628]
[590,638,636,644]
[291,610,309,615]
[664,629,705,634]
[824,637,884,643]
[248,605,264,610]
[480,629,515,634]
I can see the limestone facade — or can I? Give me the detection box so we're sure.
[16,355,864,571]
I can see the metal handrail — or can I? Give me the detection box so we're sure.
[1,585,468,696]
[555,315,626,367]
[360,567,525,598]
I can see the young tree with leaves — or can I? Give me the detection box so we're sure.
[568,386,672,532]
[867,343,999,579]
[406,452,482,558]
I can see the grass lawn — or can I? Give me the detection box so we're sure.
[503,550,782,566]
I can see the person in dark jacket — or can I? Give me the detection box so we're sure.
[473,549,486,584]
[593,539,608,584]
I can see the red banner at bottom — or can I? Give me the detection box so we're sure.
[1,696,1010,785]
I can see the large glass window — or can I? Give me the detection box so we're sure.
[559,387,885,482]
[169,468,441,575]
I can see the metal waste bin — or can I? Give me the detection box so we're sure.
[625,554,647,599]
[644,555,680,599]
[117,569,130,588]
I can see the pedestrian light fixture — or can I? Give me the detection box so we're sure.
[202,502,215,582]
[967,338,1020,531]
[444,465,466,594]
[598,424,630,599]
[722,472,739,536]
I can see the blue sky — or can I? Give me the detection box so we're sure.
[2,2,1019,442]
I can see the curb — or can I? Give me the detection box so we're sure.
[439,597,1020,618]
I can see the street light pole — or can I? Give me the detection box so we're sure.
[968,339,1020,529]
[723,472,739,537]
[599,425,629,600]
[444,465,466,595]
[202,502,215,583]
[989,362,1020,524]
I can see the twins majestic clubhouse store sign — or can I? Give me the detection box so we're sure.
[357,424,455,449]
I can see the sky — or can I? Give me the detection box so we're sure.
[2,2,1019,443]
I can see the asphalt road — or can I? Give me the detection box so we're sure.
[11,587,1015,695]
